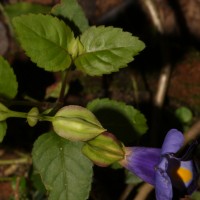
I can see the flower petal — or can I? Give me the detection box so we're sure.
[168,159,199,194]
[181,160,199,194]
[161,129,184,155]
[121,147,161,185]
[155,157,173,200]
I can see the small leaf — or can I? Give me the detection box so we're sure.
[51,0,89,33]
[0,121,7,143]
[125,170,143,184]
[32,132,93,200]
[4,2,51,19]
[68,37,84,59]
[175,106,193,124]
[0,56,18,99]
[87,98,148,145]
[75,26,145,76]
[45,81,69,99]
[12,14,74,71]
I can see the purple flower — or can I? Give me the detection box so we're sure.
[120,129,199,200]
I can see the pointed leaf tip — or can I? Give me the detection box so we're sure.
[0,56,18,99]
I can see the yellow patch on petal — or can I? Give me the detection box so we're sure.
[176,167,192,183]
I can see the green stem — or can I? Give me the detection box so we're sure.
[57,68,70,104]
[49,67,72,115]
[8,110,54,122]
[0,98,55,111]
[0,177,13,181]
[0,157,32,165]
[9,110,27,118]
[38,114,54,122]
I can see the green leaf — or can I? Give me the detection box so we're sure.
[75,26,145,76]
[45,81,69,99]
[191,191,200,200]
[0,121,7,143]
[31,170,46,193]
[87,98,148,145]
[51,0,89,33]
[0,56,18,99]
[175,106,193,124]
[4,2,51,19]
[12,14,74,71]
[125,170,142,184]
[32,132,93,200]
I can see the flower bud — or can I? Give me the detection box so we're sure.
[52,105,106,141]
[82,132,125,167]
[68,37,84,59]
[27,107,39,127]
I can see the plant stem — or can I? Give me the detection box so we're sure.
[9,110,27,118]
[8,110,54,122]
[0,177,13,181]
[0,157,32,165]
[0,98,55,111]
[134,183,154,200]
[38,114,54,122]
[48,68,71,116]
[183,119,200,145]
[57,69,70,105]
[118,184,135,200]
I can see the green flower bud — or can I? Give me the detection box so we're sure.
[52,105,106,141]
[27,107,39,127]
[82,132,125,167]
[0,103,10,121]
[68,37,84,59]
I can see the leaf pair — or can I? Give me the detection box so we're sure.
[12,13,145,76]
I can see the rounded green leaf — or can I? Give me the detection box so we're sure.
[0,56,18,99]
[12,14,74,71]
[0,121,7,143]
[51,0,89,33]
[175,106,193,124]
[32,132,93,200]
[52,105,106,141]
[87,98,148,145]
[75,26,145,76]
